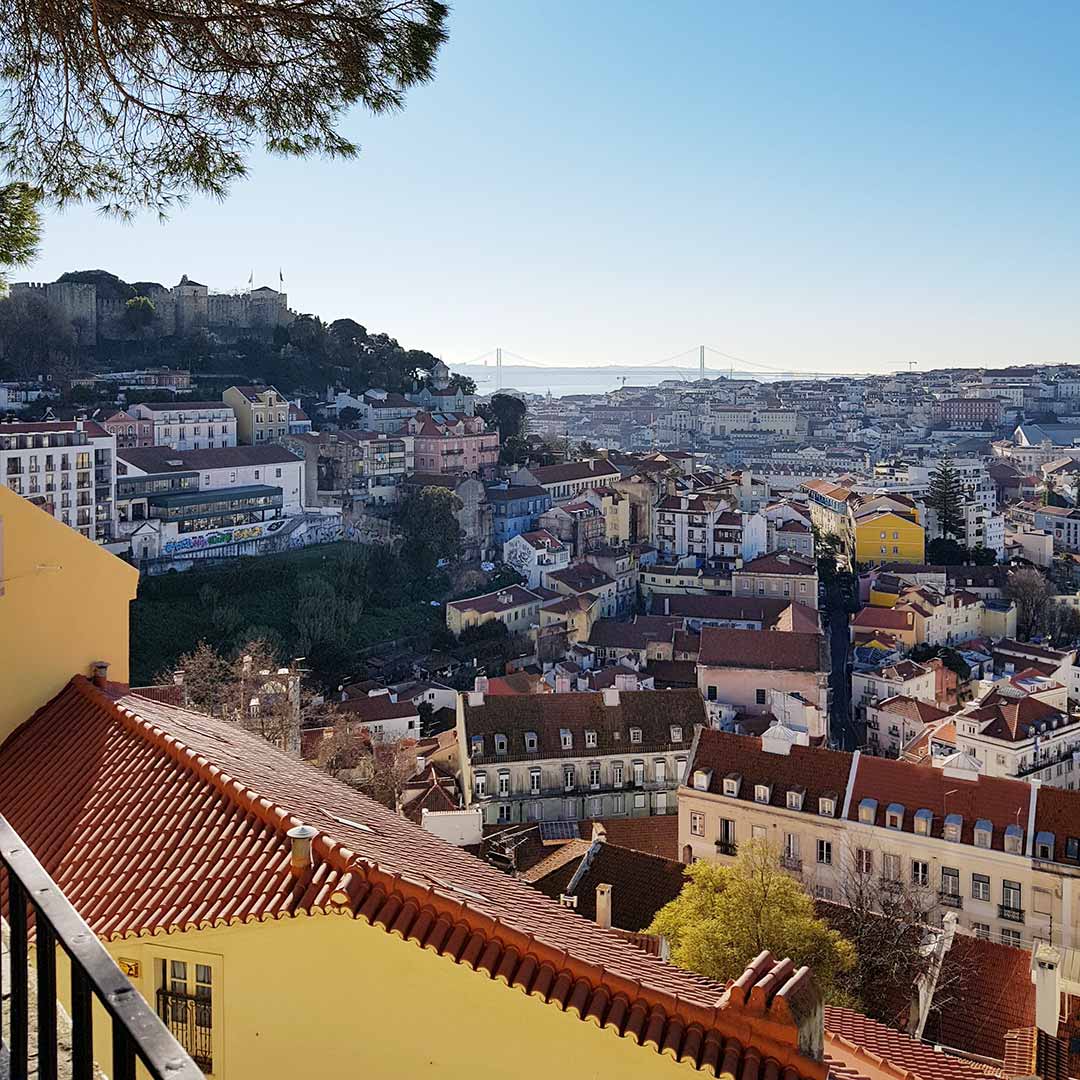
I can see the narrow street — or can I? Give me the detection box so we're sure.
[825,579,855,750]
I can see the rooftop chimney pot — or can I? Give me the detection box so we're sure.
[286,824,318,877]
[596,883,613,930]
[91,661,109,688]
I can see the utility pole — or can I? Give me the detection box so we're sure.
[700,344,705,382]
[496,346,502,391]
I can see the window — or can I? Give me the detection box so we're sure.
[941,866,960,897]
[784,833,800,862]
[654,759,667,784]
[817,839,832,866]
[787,789,804,811]
[818,797,835,817]
[494,734,508,754]
[629,727,642,744]
[612,762,624,787]
[974,820,992,849]
[633,761,645,787]
[612,795,625,814]
[585,729,597,748]
[972,922,991,940]
[723,775,741,797]
[1002,880,1022,912]
[858,798,877,825]
[754,784,770,804]
[474,772,486,797]
[530,768,541,795]
[1001,928,1022,948]
[913,809,932,836]
[497,803,511,823]
[718,818,736,853]
[690,812,705,837]
[633,793,646,809]
[470,735,483,758]
[563,766,575,792]
[560,729,572,750]
[755,689,767,706]
[670,725,683,743]
[707,685,717,701]
[882,853,900,881]
[156,958,213,1072]
[814,885,834,900]
[525,731,538,753]
[752,824,767,842]
[498,771,510,797]
[589,764,601,788]
[855,848,873,875]
[911,860,929,887]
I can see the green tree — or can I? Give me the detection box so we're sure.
[1007,567,1051,641]
[0,183,40,282]
[478,393,527,441]
[396,487,463,573]
[645,841,856,1002]
[926,457,964,539]
[1,0,448,220]
[123,295,157,334]
[448,373,477,395]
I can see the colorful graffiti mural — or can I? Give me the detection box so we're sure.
[162,517,287,556]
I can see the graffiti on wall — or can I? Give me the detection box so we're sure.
[162,517,286,556]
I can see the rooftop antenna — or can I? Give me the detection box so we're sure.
[908,361,918,373]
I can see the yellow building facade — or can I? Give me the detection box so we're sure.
[854,511,925,566]
[0,485,138,744]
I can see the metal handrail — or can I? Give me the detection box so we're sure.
[0,814,203,1080]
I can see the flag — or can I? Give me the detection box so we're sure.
[279,268,284,286]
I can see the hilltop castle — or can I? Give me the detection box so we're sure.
[9,274,296,341]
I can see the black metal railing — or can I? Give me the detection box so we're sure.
[938,891,963,909]
[1,815,203,1080]
[156,991,213,1072]
[715,840,738,856]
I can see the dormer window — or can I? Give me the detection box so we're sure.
[494,734,508,755]
[858,798,877,825]
[943,813,962,842]
[629,727,642,744]
[818,797,835,818]
[1036,831,1055,861]
[914,809,933,836]
[560,729,573,751]
[723,774,742,798]
[585,730,597,748]
[786,788,805,811]
[670,725,684,743]
[470,735,484,758]
[525,731,538,753]
[754,783,771,804]
[1004,823,1024,855]
[973,819,992,849]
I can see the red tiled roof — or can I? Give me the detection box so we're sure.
[335,694,419,722]
[824,1007,1006,1080]
[699,628,824,672]
[446,585,539,614]
[0,677,826,1079]
[851,607,915,632]
[737,553,817,576]
[875,696,952,726]
[1034,785,1080,867]
[587,815,680,860]
[964,693,1064,742]
[847,756,1031,851]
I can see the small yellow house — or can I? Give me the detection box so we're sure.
[0,485,138,745]
[445,584,541,638]
[854,510,925,567]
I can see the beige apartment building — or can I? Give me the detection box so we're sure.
[456,687,705,825]
[732,552,819,611]
[445,585,541,638]
[679,724,1080,950]
[223,384,291,444]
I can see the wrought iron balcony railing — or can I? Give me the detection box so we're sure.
[0,814,202,1080]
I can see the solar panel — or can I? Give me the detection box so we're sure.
[539,820,579,844]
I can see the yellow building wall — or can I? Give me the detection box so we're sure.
[222,388,254,445]
[94,914,685,1080]
[854,514,925,566]
[868,587,899,608]
[0,487,138,745]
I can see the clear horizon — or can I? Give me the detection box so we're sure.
[22,1,1080,375]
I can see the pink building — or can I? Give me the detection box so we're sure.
[404,412,499,478]
[103,411,154,448]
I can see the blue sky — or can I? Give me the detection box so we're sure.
[26,1,1080,374]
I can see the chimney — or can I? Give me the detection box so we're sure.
[555,674,571,694]
[286,824,318,877]
[91,661,109,688]
[172,669,184,687]
[473,675,489,694]
[595,883,612,930]
[664,595,670,616]
[602,687,620,707]
[1032,942,1061,1036]
[590,822,607,843]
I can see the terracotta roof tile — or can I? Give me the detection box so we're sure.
[699,628,825,672]
[0,677,826,1080]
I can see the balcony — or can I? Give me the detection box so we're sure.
[938,892,963,909]
[998,905,1025,923]
[780,855,803,872]
[715,840,738,856]
[1,814,202,1079]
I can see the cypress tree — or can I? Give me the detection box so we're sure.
[927,456,964,539]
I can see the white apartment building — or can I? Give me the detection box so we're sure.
[503,529,571,589]
[457,687,706,825]
[0,420,116,544]
[852,659,938,722]
[129,401,237,450]
[680,724,1080,949]
[865,695,952,757]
